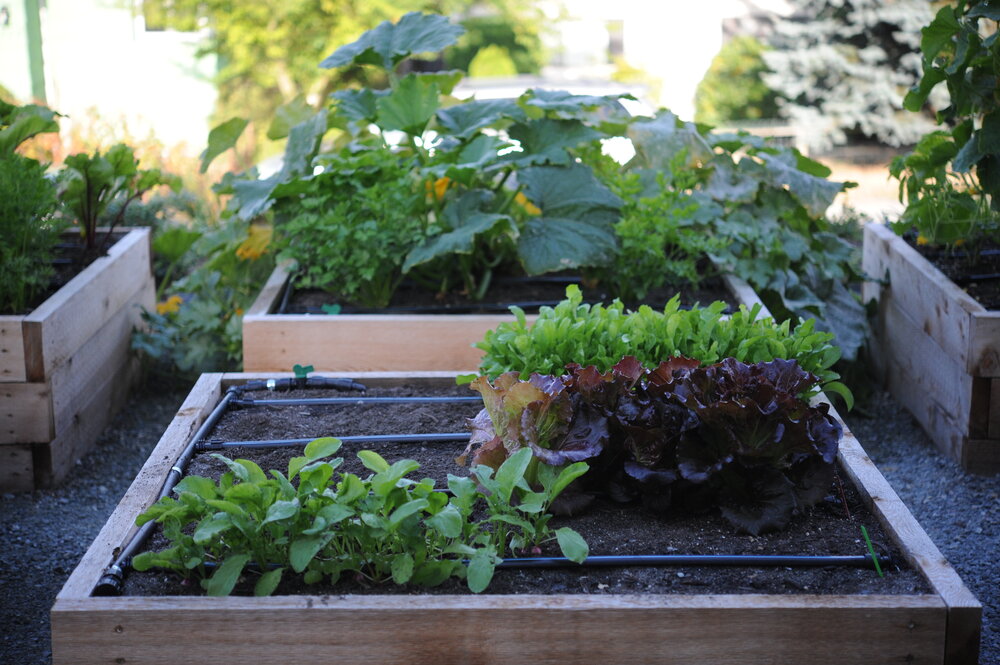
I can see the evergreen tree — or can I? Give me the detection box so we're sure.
[695,35,782,126]
[763,0,942,151]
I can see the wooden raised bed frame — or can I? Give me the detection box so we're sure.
[52,372,981,665]
[863,223,1000,474]
[242,262,769,372]
[0,228,154,492]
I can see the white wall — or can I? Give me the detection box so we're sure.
[0,1,35,100]
[540,0,790,120]
[6,0,216,150]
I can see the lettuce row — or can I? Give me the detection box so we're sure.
[462,356,842,535]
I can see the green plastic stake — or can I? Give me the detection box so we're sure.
[293,364,314,379]
[860,525,884,577]
[321,304,342,315]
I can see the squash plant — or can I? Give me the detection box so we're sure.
[212,12,631,308]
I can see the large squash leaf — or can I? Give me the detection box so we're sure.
[506,119,603,166]
[403,190,513,272]
[515,164,621,274]
[376,74,440,136]
[436,98,525,139]
[320,12,464,70]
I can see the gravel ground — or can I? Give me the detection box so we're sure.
[0,384,997,664]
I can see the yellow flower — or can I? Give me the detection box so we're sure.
[916,234,929,246]
[515,191,542,216]
[236,223,273,261]
[954,238,966,247]
[425,176,451,202]
[156,294,183,315]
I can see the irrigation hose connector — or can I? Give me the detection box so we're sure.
[93,563,125,597]
[231,377,368,396]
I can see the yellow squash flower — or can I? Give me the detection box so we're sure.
[515,191,542,216]
[425,176,451,202]
[156,294,183,315]
[236,223,273,261]
[916,234,929,246]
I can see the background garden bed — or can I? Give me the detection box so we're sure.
[242,263,768,373]
[863,222,1000,474]
[0,228,154,492]
[51,372,981,664]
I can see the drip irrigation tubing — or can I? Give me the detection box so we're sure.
[492,553,892,569]
[194,552,892,573]
[92,376,370,596]
[231,396,482,407]
[196,433,471,451]
[953,272,1000,285]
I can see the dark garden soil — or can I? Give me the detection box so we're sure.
[283,270,738,315]
[909,236,1000,310]
[121,384,930,598]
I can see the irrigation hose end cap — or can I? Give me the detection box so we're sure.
[92,563,125,597]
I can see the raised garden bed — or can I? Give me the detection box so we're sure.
[242,262,767,373]
[0,228,154,491]
[52,371,981,664]
[862,222,1000,474]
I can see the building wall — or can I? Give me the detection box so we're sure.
[0,1,35,100]
[1,0,216,150]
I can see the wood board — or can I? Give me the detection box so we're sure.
[51,372,981,665]
[243,264,771,373]
[0,229,154,491]
[863,223,1000,473]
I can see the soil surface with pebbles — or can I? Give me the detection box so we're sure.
[1,384,997,664]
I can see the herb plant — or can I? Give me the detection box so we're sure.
[273,149,428,308]
[891,0,1000,251]
[463,356,842,535]
[0,154,61,314]
[133,437,586,595]
[0,101,62,314]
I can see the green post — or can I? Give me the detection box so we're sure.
[23,0,45,102]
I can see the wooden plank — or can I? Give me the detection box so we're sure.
[877,297,973,433]
[31,281,153,486]
[55,373,225,600]
[48,281,153,442]
[0,443,34,493]
[0,382,53,444]
[990,379,1000,439]
[961,439,1000,476]
[245,259,291,317]
[51,595,943,665]
[720,273,774,320]
[243,266,763,374]
[833,403,982,665]
[0,316,27,383]
[884,354,967,462]
[969,311,1000,376]
[863,224,980,370]
[243,314,518,373]
[22,228,151,382]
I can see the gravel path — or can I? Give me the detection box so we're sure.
[1,385,997,663]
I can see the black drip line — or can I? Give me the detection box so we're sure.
[91,379,891,596]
